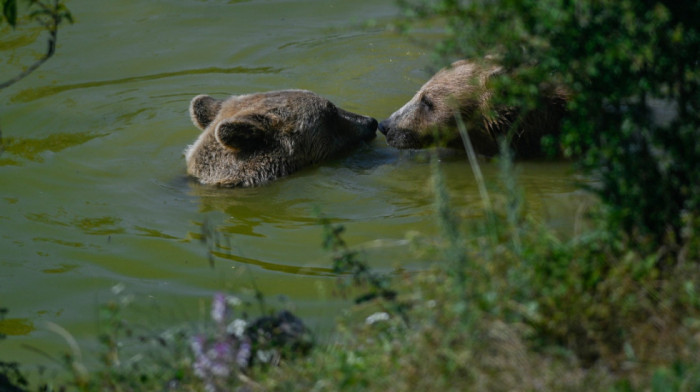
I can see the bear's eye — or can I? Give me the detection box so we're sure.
[421,95,434,111]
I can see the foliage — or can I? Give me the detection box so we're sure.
[261,147,700,391]
[320,215,400,306]
[0,308,29,392]
[0,0,73,90]
[1,0,73,34]
[2,0,18,26]
[15,288,313,392]
[188,293,256,392]
[188,293,313,392]
[397,0,700,259]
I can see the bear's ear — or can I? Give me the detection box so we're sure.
[190,95,222,130]
[215,117,270,152]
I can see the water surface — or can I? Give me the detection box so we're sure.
[0,0,585,368]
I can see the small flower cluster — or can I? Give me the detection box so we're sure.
[365,311,390,325]
[190,293,251,392]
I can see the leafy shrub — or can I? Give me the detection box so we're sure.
[398,0,700,258]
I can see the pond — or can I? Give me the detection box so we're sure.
[0,0,585,369]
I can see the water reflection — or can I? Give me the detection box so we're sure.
[34,237,91,249]
[210,250,334,276]
[0,318,35,336]
[133,226,181,240]
[0,132,105,165]
[10,66,285,103]
[277,31,368,50]
[25,212,126,236]
[42,264,79,274]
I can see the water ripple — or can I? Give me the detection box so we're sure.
[11,65,285,103]
[210,250,335,277]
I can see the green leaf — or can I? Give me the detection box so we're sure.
[2,0,17,27]
[29,9,52,19]
[61,9,74,24]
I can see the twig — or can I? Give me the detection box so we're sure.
[0,0,66,90]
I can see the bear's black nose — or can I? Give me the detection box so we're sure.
[378,120,389,135]
[369,117,378,132]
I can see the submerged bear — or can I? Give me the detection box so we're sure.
[379,60,568,157]
[185,90,377,187]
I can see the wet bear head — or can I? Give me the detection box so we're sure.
[185,90,377,187]
[378,60,567,157]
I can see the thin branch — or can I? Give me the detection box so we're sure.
[0,0,63,90]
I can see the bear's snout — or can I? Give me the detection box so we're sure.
[377,119,425,149]
[369,117,379,132]
[378,119,390,136]
[339,109,378,141]
[362,117,378,141]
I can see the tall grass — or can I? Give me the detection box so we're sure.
[258,133,700,391]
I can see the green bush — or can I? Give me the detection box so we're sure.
[398,0,700,258]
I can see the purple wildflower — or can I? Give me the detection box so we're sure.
[211,293,228,324]
[236,339,252,369]
[190,335,211,379]
[192,356,209,379]
[191,293,263,389]
[190,335,205,357]
[212,341,232,358]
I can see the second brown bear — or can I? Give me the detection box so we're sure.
[186,90,377,187]
[379,59,568,157]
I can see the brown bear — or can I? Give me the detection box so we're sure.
[185,90,377,187]
[378,59,568,157]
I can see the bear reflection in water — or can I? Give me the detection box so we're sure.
[186,90,377,187]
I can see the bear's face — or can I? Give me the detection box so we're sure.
[378,60,499,150]
[378,60,568,157]
[185,90,377,187]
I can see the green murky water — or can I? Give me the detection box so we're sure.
[0,0,586,368]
